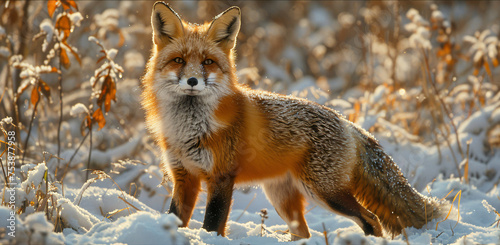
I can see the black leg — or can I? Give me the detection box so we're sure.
[202,175,234,236]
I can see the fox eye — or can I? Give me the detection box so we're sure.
[203,59,214,65]
[173,57,184,64]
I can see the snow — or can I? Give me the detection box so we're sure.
[24,212,54,233]
[20,163,47,193]
[124,50,145,71]
[0,46,10,58]
[3,161,500,244]
[458,102,500,134]
[1,117,13,125]
[338,13,355,29]
[67,212,187,245]
[40,19,54,44]
[70,103,89,116]
[57,195,99,231]
[309,4,335,29]
[88,136,142,168]
[70,12,84,27]
[88,36,99,43]
[107,49,118,60]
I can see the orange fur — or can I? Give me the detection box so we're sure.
[279,190,309,240]
[169,167,201,226]
[213,94,240,127]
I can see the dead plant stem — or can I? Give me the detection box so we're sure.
[61,130,90,182]
[422,48,464,158]
[22,98,40,164]
[56,47,63,173]
[86,126,92,181]
[0,158,8,185]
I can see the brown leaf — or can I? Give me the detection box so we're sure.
[110,80,116,101]
[60,47,71,69]
[61,0,78,12]
[354,100,360,112]
[104,96,111,112]
[5,4,19,25]
[445,54,455,66]
[96,55,106,65]
[484,60,492,78]
[47,0,59,18]
[92,108,106,130]
[493,58,499,67]
[96,50,107,65]
[39,80,51,101]
[104,79,116,112]
[479,94,485,106]
[31,85,40,106]
[118,29,125,48]
[97,75,110,107]
[66,0,79,10]
[55,14,71,41]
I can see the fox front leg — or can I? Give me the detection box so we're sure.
[202,175,235,236]
[168,167,201,227]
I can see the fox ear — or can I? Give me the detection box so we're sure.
[207,6,241,53]
[151,2,184,48]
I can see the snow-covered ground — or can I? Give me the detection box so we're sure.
[1,1,500,244]
[2,149,500,245]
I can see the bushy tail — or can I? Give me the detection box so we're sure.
[352,136,444,235]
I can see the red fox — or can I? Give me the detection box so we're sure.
[142,2,443,240]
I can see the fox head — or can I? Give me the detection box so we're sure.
[148,2,241,99]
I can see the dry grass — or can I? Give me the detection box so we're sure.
[436,189,462,231]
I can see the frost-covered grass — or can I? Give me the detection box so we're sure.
[1,1,500,244]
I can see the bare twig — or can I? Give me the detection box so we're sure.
[391,1,400,90]
[436,190,462,231]
[105,207,130,219]
[463,140,472,184]
[92,170,133,215]
[304,205,317,215]
[422,48,464,158]
[437,126,462,179]
[22,98,40,164]
[236,193,256,222]
[432,130,443,165]
[322,223,329,245]
[0,158,8,185]
[0,87,8,118]
[86,122,93,181]
[11,0,32,148]
[118,196,140,211]
[397,217,410,245]
[56,47,63,173]
[60,129,90,182]
[260,209,268,237]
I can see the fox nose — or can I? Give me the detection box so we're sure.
[187,77,198,87]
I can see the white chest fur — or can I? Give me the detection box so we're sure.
[158,95,222,172]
